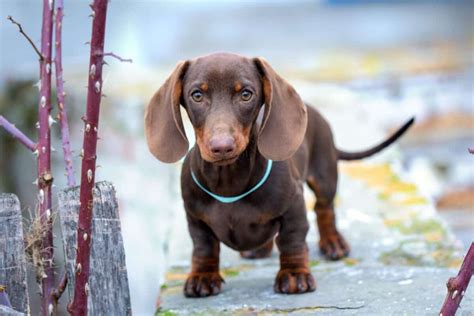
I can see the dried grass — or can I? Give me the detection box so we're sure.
[23,207,56,284]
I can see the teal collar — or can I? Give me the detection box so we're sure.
[191,160,273,203]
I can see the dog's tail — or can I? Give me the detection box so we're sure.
[337,117,415,161]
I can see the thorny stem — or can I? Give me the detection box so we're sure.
[102,52,133,63]
[54,0,76,187]
[68,1,109,315]
[0,115,37,152]
[7,16,43,61]
[439,242,474,316]
[37,0,55,315]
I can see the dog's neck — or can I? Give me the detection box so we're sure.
[191,129,269,197]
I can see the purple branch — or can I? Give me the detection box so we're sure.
[54,0,76,187]
[103,52,132,63]
[0,115,37,152]
[440,242,474,316]
[69,0,109,314]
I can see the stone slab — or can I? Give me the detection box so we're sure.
[157,265,473,315]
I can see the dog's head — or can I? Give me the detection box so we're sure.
[145,52,307,164]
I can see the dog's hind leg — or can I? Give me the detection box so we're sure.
[307,170,350,261]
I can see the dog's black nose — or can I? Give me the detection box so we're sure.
[209,135,235,156]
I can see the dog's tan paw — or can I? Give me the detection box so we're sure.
[184,272,224,298]
[319,231,350,260]
[274,269,316,294]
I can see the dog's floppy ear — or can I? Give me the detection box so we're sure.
[145,60,190,163]
[253,57,307,161]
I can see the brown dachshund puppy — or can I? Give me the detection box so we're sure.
[145,52,414,297]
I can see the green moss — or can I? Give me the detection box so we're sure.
[391,218,445,236]
[405,219,444,235]
[168,266,187,273]
[379,248,423,267]
[160,283,168,290]
[221,264,254,277]
[379,239,459,268]
[343,258,359,266]
[222,268,240,277]
[391,174,401,182]
[155,309,177,316]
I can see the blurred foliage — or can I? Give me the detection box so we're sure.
[0,79,37,193]
[0,79,79,195]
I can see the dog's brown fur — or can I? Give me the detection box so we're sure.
[145,52,414,297]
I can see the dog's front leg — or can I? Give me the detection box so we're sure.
[274,198,316,294]
[184,214,223,298]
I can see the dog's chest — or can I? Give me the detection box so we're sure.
[201,201,281,251]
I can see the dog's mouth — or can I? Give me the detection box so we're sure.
[200,153,239,166]
[211,155,239,166]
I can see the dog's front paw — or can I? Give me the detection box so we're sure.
[319,231,350,260]
[184,272,224,298]
[274,269,316,294]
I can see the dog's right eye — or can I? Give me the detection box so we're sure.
[191,91,203,102]
[241,89,253,102]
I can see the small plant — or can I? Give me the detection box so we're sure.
[1,1,129,315]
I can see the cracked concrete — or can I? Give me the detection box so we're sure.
[157,265,473,315]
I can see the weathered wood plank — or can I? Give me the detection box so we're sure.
[0,305,24,316]
[0,194,29,314]
[58,181,132,316]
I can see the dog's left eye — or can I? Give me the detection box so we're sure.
[241,90,252,101]
[191,91,203,102]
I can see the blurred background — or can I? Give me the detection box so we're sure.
[0,0,472,314]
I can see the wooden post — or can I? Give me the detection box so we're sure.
[0,194,29,314]
[0,305,24,316]
[58,181,131,315]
